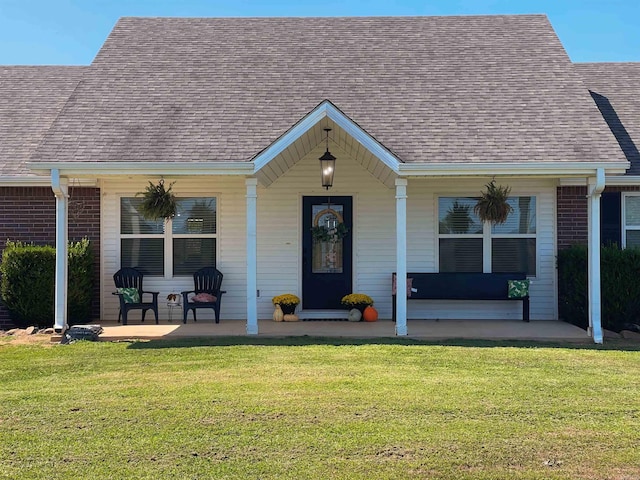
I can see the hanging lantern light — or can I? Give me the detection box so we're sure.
[319,127,336,190]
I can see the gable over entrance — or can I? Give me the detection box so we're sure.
[253,100,400,188]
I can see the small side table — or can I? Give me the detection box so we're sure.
[167,302,181,323]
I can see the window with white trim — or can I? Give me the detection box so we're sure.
[438,196,536,275]
[120,197,217,277]
[623,194,640,248]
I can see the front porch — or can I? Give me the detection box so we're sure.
[74,319,590,343]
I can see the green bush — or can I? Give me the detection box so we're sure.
[0,239,93,328]
[558,244,640,332]
[68,239,94,325]
[557,244,588,330]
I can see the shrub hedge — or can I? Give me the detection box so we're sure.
[0,239,93,328]
[558,244,640,332]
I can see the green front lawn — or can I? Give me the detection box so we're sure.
[1,337,639,479]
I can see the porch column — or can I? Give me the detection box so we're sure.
[246,178,259,335]
[51,169,69,333]
[395,178,408,335]
[587,168,605,344]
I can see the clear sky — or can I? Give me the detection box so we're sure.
[0,0,638,65]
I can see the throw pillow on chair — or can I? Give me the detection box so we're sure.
[117,287,140,303]
[192,293,217,303]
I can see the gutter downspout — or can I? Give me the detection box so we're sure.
[51,169,69,333]
[587,168,605,344]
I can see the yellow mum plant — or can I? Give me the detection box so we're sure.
[341,293,374,307]
[272,294,300,306]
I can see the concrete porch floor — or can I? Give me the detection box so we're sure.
[83,319,590,343]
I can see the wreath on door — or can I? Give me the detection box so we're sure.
[311,208,349,242]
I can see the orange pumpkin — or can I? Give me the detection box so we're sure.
[363,306,378,322]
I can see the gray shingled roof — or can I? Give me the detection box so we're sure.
[576,62,640,175]
[0,66,84,177]
[31,15,625,166]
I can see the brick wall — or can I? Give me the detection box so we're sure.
[557,186,588,250]
[556,185,640,251]
[0,186,101,329]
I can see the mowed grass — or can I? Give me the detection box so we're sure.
[0,337,639,479]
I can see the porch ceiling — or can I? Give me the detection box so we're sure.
[254,119,397,189]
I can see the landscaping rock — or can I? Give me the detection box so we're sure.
[6,328,21,336]
[60,324,104,344]
[620,330,640,340]
[41,328,55,335]
[25,326,37,335]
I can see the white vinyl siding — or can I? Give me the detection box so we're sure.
[100,151,558,322]
[102,178,245,322]
[407,180,555,321]
[256,142,396,320]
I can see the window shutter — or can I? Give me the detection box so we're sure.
[601,192,621,247]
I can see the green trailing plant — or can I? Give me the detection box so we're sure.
[474,180,513,224]
[0,239,93,328]
[311,222,349,243]
[136,178,177,221]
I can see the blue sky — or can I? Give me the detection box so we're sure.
[0,0,638,64]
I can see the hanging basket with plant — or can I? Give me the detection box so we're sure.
[136,178,177,221]
[474,180,513,225]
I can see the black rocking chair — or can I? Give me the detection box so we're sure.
[113,267,159,325]
[181,267,226,323]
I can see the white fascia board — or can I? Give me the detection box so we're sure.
[398,161,629,177]
[0,176,98,187]
[603,175,640,186]
[27,162,253,177]
[0,176,50,186]
[252,100,402,173]
[324,103,401,171]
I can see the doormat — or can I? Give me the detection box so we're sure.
[302,318,350,322]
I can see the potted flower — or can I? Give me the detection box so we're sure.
[167,293,181,306]
[272,293,300,315]
[474,180,513,225]
[341,293,374,314]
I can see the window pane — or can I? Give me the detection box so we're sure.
[120,198,164,234]
[438,197,482,234]
[626,230,640,249]
[491,238,536,275]
[625,196,640,227]
[439,238,483,272]
[173,198,216,234]
[173,238,216,275]
[492,197,536,234]
[121,238,164,276]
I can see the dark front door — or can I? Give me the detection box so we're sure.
[302,196,353,309]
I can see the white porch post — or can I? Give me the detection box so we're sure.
[246,178,259,335]
[51,169,69,333]
[395,178,408,336]
[587,168,605,344]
